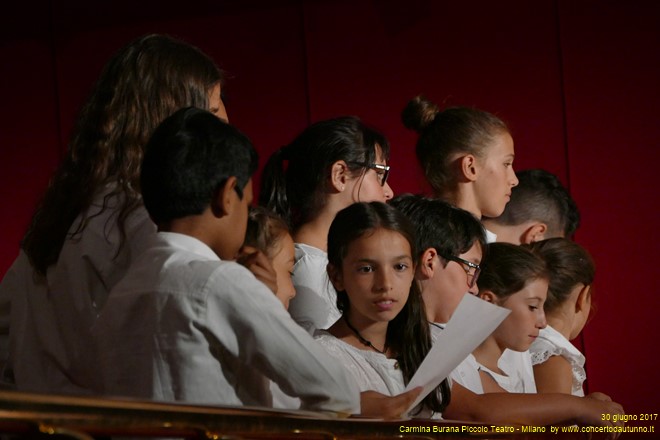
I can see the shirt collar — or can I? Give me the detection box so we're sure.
[157,231,220,261]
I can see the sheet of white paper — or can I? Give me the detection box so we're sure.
[404,293,510,413]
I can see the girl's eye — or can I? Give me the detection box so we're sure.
[394,263,409,271]
[504,162,512,168]
[357,265,374,273]
[528,305,538,311]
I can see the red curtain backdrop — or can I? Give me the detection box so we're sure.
[1,0,658,421]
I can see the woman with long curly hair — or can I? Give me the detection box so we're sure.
[0,34,225,394]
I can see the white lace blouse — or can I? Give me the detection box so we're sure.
[529,325,586,396]
[314,330,404,396]
[314,330,442,418]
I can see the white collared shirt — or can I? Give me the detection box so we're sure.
[92,232,359,413]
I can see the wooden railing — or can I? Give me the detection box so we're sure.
[0,391,593,439]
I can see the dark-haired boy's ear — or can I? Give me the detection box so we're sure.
[327,263,344,291]
[211,176,238,218]
[478,290,497,303]
[417,248,439,280]
[460,154,478,182]
[330,160,349,192]
[521,223,548,244]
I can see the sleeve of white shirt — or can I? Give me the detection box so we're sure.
[203,262,360,414]
[288,251,340,333]
[449,354,484,394]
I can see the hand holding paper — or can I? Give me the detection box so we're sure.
[404,293,510,413]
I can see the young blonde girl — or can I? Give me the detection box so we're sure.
[402,96,518,242]
[261,117,394,333]
[243,206,304,409]
[454,243,549,394]
[315,202,450,417]
[527,238,594,396]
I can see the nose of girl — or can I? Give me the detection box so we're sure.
[375,268,393,292]
[536,311,547,329]
[509,169,519,187]
[383,181,394,200]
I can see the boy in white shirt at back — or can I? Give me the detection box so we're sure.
[92,107,359,414]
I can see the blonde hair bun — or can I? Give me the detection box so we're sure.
[401,95,440,133]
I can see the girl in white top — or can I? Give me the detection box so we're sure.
[459,243,549,394]
[401,96,519,236]
[527,238,594,396]
[0,35,227,394]
[244,207,297,309]
[244,206,299,409]
[391,194,624,427]
[260,118,394,333]
[315,202,450,417]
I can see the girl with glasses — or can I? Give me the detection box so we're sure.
[260,117,394,334]
[526,238,595,396]
[315,201,450,418]
[402,95,518,243]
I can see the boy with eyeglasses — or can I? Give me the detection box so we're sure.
[390,194,624,427]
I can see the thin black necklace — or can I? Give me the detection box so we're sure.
[429,321,445,330]
[343,316,386,355]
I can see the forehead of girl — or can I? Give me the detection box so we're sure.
[375,144,387,164]
[504,277,548,304]
[487,131,515,160]
[272,230,295,261]
[345,228,412,263]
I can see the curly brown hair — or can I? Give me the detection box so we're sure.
[22,34,223,275]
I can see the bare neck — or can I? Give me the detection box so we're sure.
[546,312,573,340]
[330,314,390,357]
[421,283,451,324]
[159,213,221,258]
[437,185,482,219]
[293,208,338,251]
[472,335,505,374]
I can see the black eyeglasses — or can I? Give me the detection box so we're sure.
[349,162,390,186]
[369,163,390,186]
[445,255,481,288]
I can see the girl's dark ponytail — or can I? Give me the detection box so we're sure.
[259,146,292,226]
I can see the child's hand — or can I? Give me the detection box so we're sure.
[585,391,612,401]
[359,387,422,419]
[579,394,625,439]
[236,246,278,294]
